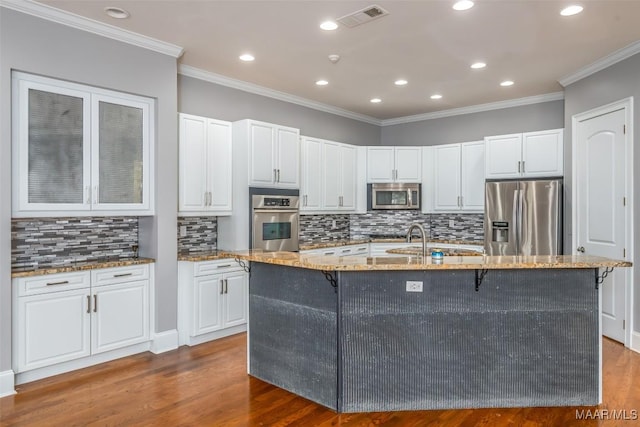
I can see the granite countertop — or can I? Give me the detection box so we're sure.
[177,250,232,262]
[300,238,483,251]
[11,257,155,278]
[387,247,484,256]
[223,250,632,271]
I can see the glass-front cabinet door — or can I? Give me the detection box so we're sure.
[14,79,92,212]
[12,72,154,216]
[92,95,150,211]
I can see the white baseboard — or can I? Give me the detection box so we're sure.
[0,370,16,397]
[630,331,640,354]
[184,325,246,347]
[151,329,179,354]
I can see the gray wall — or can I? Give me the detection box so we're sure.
[563,52,640,335]
[0,8,178,373]
[381,100,564,146]
[178,75,380,146]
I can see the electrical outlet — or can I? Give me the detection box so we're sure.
[332,219,337,228]
[406,281,423,292]
[180,226,187,237]
[449,219,455,227]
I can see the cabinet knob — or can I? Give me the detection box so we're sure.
[577,246,586,253]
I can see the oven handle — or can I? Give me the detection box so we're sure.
[253,209,299,214]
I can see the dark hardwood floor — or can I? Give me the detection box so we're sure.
[2,334,639,426]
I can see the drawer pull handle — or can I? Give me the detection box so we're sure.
[220,279,224,295]
[343,250,351,253]
[113,273,133,278]
[217,264,232,268]
[94,295,97,312]
[47,280,69,286]
[325,251,335,255]
[87,295,91,313]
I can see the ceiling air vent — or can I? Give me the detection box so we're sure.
[337,5,389,28]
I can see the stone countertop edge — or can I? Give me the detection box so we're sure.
[221,251,632,271]
[299,238,483,250]
[11,257,156,278]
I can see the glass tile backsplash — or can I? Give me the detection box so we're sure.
[12,216,138,269]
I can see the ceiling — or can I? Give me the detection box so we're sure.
[33,0,640,120]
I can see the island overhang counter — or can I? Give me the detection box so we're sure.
[223,251,631,413]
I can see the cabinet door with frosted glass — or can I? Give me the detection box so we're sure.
[91,94,151,212]
[13,76,92,213]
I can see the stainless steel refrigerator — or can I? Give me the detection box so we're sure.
[484,178,562,256]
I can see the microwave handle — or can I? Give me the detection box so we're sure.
[407,189,412,207]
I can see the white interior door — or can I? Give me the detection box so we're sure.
[575,107,627,342]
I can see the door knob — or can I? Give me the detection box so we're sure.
[577,246,585,253]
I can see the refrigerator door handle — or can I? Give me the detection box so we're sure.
[517,189,524,252]
[513,189,520,251]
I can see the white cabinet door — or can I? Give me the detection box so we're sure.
[460,141,485,211]
[522,129,563,177]
[193,275,224,336]
[340,144,357,210]
[179,113,207,211]
[434,144,461,211]
[91,94,151,212]
[395,147,422,182]
[13,75,92,213]
[300,137,323,210]
[16,289,91,371]
[249,122,276,186]
[484,133,522,179]
[222,271,247,328]
[207,119,233,211]
[367,147,395,182]
[91,280,149,354]
[323,141,342,209]
[276,126,300,188]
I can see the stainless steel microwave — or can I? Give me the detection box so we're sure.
[369,183,421,210]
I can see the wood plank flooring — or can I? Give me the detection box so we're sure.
[2,334,639,426]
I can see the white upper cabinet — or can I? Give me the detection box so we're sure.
[433,141,485,212]
[12,72,154,217]
[179,113,232,215]
[245,120,300,189]
[366,146,421,183]
[485,129,563,179]
[300,136,358,212]
[300,137,323,210]
[521,129,564,178]
[323,141,356,210]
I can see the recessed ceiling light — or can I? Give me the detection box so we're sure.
[316,80,329,86]
[320,20,338,31]
[500,80,514,87]
[471,62,486,69]
[430,94,443,100]
[239,54,255,62]
[370,98,382,103]
[104,7,130,19]
[452,1,474,11]
[560,5,584,16]
[394,79,408,86]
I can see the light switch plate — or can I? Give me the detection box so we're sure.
[406,281,423,292]
[449,219,455,227]
[180,226,187,237]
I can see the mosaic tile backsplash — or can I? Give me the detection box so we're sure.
[178,216,217,254]
[12,217,138,269]
[300,211,484,244]
[299,214,350,243]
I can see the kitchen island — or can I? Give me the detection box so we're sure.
[226,251,631,413]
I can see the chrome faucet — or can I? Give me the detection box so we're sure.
[406,223,428,257]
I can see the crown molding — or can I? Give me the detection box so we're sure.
[0,0,184,58]
[178,65,382,125]
[559,39,640,87]
[380,92,565,126]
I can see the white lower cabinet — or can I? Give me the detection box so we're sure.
[179,259,248,346]
[13,265,151,376]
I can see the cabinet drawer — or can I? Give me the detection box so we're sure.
[91,264,150,287]
[194,259,240,276]
[16,271,91,297]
